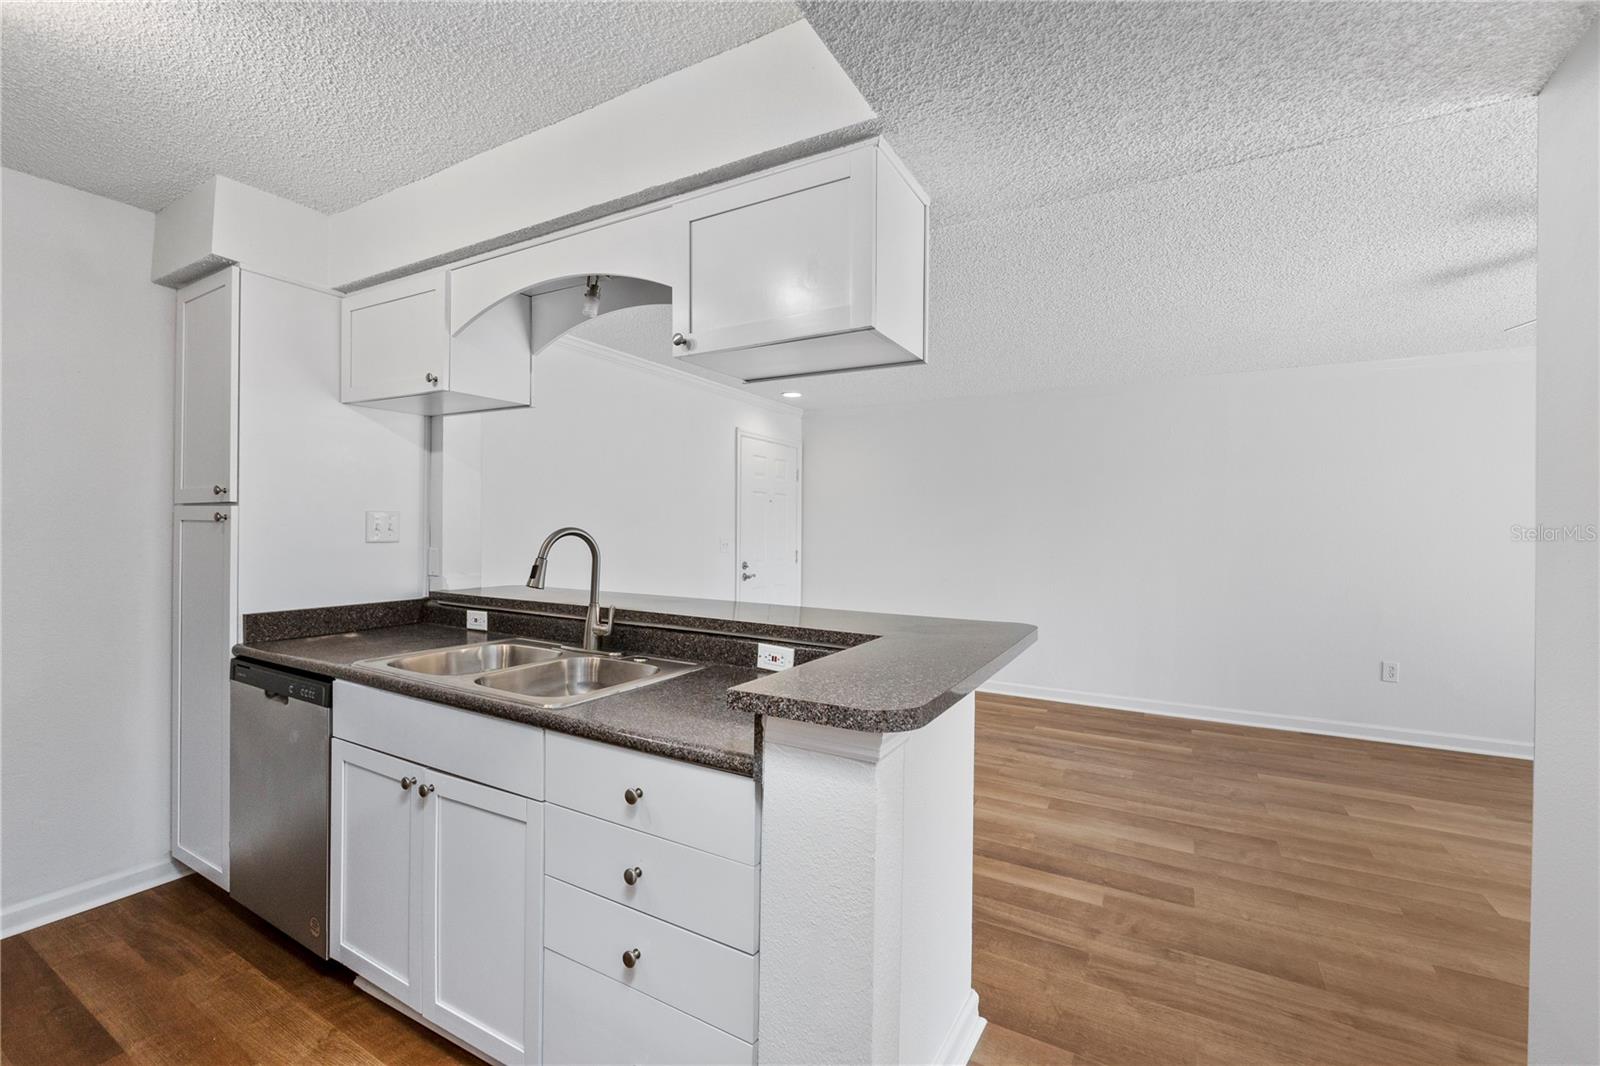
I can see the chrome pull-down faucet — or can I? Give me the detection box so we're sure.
[527,526,614,651]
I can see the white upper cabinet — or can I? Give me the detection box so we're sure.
[670,141,929,382]
[340,268,532,415]
[174,268,239,504]
[338,139,929,404]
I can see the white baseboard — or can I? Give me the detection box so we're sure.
[1,858,190,939]
[930,989,987,1066]
[979,681,1534,760]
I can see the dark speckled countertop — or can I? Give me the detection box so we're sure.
[235,589,1036,777]
[434,587,1037,733]
[234,623,763,776]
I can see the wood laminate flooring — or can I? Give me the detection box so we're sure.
[968,696,1531,1066]
[3,695,1531,1065]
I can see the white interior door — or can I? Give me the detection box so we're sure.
[735,432,800,605]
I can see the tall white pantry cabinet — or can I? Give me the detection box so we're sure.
[170,263,428,889]
[171,267,241,886]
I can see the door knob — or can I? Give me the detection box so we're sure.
[212,511,229,523]
[671,333,689,348]
[400,776,416,791]
[741,571,757,581]
[425,372,439,385]
[417,783,435,797]
[624,787,644,805]
[623,866,643,886]
[212,484,227,495]
[622,948,642,969]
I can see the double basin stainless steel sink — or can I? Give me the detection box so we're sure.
[355,639,700,709]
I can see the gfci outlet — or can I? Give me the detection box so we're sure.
[466,610,489,632]
[757,643,796,671]
[1380,661,1399,683]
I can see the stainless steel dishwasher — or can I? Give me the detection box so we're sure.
[229,657,332,958]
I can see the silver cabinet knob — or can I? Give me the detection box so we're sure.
[623,866,643,886]
[212,511,229,523]
[624,787,644,805]
[417,783,435,797]
[671,333,689,349]
[622,948,641,969]
[741,571,757,581]
[425,372,440,385]
[400,776,416,791]
[212,484,227,495]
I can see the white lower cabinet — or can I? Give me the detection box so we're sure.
[543,951,756,1066]
[420,767,541,1063]
[172,504,236,889]
[330,683,762,1066]
[331,740,422,1004]
[544,877,758,1043]
[331,737,541,1065]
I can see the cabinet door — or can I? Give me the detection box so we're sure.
[174,268,238,504]
[419,768,541,1065]
[330,739,424,1005]
[672,149,873,357]
[340,271,449,403]
[171,506,236,887]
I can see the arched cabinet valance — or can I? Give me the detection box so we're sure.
[338,140,929,414]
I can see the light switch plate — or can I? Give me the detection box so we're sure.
[466,610,489,632]
[757,643,795,671]
[365,511,400,544]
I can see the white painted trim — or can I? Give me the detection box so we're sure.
[928,989,987,1066]
[2,859,189,939]
[763,716,911,763]
[554,334,802,419]
[979,681,1534,760]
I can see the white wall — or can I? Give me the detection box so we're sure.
[442,335,801,599]
[1530,21,1600,1064]
[236,271,427,613]
[803,351,1536,756]
[2,169,181,928]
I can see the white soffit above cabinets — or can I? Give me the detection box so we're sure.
[0,1,802,213]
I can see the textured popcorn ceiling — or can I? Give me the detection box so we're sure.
[0,1,802,212]
[580,98,1540,407]
[799,1,1592,227]
[583,1,1592,407]
[2,1,1591,404]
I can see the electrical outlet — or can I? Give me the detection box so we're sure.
[757,643,795,671]
[364,510,400,543]
[1380,661,1399,683]
[466,610,489,632]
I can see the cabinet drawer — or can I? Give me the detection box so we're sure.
[543,950,754,1066]
[546,805,758,952]
[333,681,543,800]
[545,732,758,864]
[545,878,757,1042]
